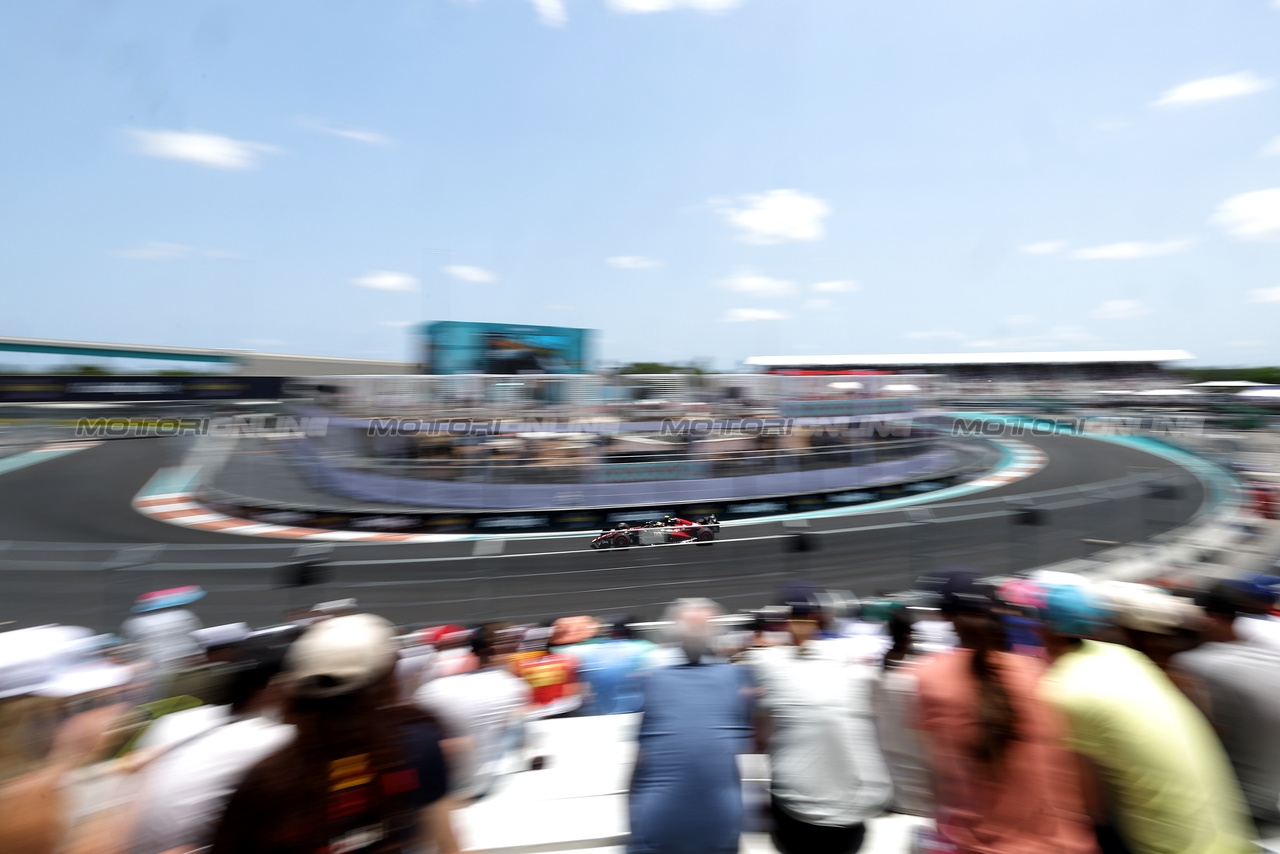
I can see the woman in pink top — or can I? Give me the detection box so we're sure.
[913,571,1097,854]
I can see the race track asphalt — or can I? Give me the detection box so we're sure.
[0,432,1205,633]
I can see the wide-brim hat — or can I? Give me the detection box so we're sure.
[1097,581,1199,635]
[132,585,206,612]
[0,626,130,700]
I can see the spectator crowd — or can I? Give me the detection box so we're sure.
[2,567,1280,854]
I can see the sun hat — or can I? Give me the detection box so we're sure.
[285,613,396,699]
[1097,581,1199,635]
[0,626,132,700]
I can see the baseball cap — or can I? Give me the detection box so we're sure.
[518,626,553,654]
[916,569,993,617]
[286,613,396,699]
[192,623,250,650]
[1199,576,1278,616]
[419,624,468,647]
[1041,583,1112,638]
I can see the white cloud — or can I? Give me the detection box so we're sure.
[295,116,394,146]
[608,255,663,269]
[127,129,280,170]
[1151,72,1273,108]
[1213,188,1280,242]
[804,298,833,310]
[114,242,238,260]
[810,280,859,294]
[352,271,418,292]
[1261,136,1280,157]
[442,265,498,283]
[1020,240,1069,255]
[717,269,797,297]
[904,330,966,341]
[115,242,192,261]
[1092,299,1151,320]
[713,189,830,244]
[1247,286,1280,303]
[721,307,789,323]
[529,0,567,26]
[1071,239,1193,260]
[609,0,745,13]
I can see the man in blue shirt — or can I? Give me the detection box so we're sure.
[628,599,754,854]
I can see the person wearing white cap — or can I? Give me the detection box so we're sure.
[211,614,458,854]
[0,626,136,854]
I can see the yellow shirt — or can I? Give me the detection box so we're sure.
[1041,640,1254,854]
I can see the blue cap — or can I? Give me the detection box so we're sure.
[1042,583,1111,637]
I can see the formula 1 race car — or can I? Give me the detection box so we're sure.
[589,515,720,549]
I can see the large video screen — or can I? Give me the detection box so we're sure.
[420,322,592,375]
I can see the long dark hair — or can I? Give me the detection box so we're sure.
[881,607,916,671]
[960,613,1018,769]
[224,667,425,853]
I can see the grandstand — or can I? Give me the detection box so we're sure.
[745,350,1195,399]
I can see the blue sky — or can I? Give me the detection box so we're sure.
[2,0,1279,370]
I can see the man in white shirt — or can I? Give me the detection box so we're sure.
[415,624,531,801]
[747,602,893,854]
[129,636,296,854]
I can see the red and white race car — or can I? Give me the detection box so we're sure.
[589,515,720,549]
